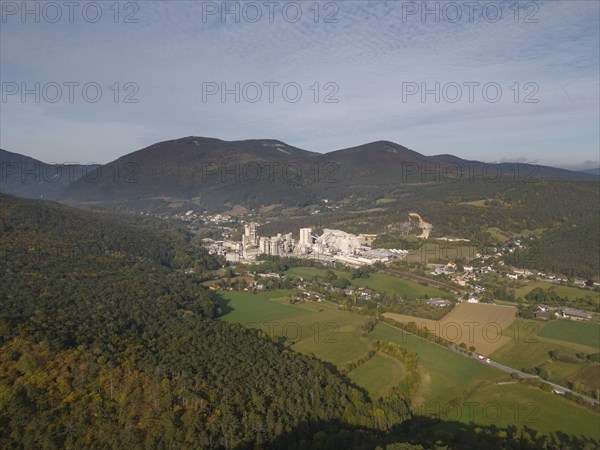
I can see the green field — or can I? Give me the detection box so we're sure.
[347,352,405,401]
[285,267,450,300]
[538,320,600,348]
[219,289,372,366]
[515,280,599,302]
[486,227,511,243]
[491,319,599,390]
[405,242,478,263]
[285,266,346,280]
[219,290,600,440]
[368,322,501,406]
[371,322,599,439]
[218,289,307,323]
[429,383,599,440]
[350,272,449,299]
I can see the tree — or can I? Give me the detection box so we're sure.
[325,269,337,282]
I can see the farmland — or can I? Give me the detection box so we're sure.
[285,266,344,280]
[538,320,600,348]
[217,289,306,323]
[347,353,405,401]
[218,289,372,367]
[218,290,600,440]
[491,319,599,394]
[384,303,518,354]
[285,266,450,300]
[350,272,450,299]
[427,382,600,439]
[368,322,501,406]
[370,322,600,439]
[515,280,599,302]
[405,242,478,263]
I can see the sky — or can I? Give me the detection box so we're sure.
[1,0,599,169]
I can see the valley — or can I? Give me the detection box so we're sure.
[4,2,600,447]
[216,285,600,440]
[1,138,599,448]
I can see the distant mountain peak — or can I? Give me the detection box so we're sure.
[3,136,597,211]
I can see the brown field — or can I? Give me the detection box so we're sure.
[384,303,518,355]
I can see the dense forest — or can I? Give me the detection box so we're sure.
[505,216,600,279]
[1,194,598,449]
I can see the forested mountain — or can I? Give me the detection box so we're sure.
[506,216,600,278]
[61,137,323,211]
[2,137,595,212]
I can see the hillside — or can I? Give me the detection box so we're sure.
[431,154,596,181]
[0,149,99,200]
[60,136,322,211]
[3,137,595,213]
[579,168,600,176]
[0,194,409,448]
[506,216,600,279]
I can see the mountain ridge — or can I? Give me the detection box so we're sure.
[2,137,597,211]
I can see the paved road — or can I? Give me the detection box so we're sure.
[381,319,599,407]
[446,345,600,407]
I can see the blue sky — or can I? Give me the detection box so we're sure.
[1,0,599,169]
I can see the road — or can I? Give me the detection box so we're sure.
[380,319,598,407]
[446,344,600,407]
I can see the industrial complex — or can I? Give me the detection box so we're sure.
[201,222,406,266]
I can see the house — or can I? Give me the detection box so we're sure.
[557,308,592,321]
[467,295,479,304]
[507,273,518,280]
[512,268,532,276]
[538,304,551,312]
[534,311,550,320]
[427,298,451,307]
[451,275,466,286]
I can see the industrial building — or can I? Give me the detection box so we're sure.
[205,222,400,266]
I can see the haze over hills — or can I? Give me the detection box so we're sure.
[0,149,100,200]
[579,168,600,176]
[1,137,596,212]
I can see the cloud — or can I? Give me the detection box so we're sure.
[1,1,598,165]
